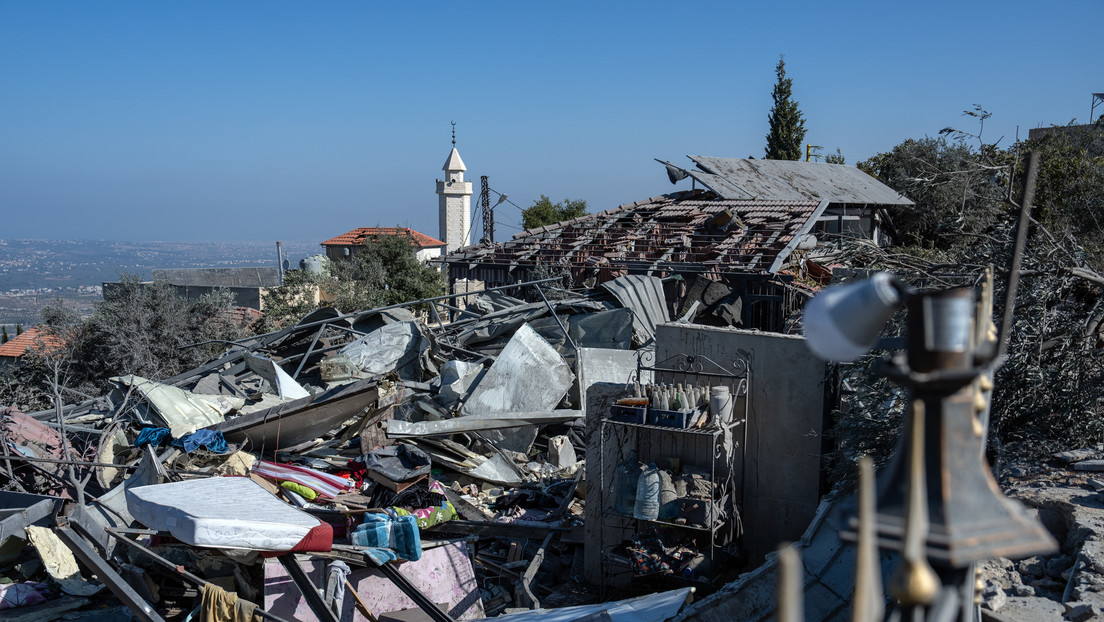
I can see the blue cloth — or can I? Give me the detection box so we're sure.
[391,514,422,562]
[351,514,391,548]
[172,429,229,454]
[362,547,399,566]
[349,513,421,562]
[135,427,172,447]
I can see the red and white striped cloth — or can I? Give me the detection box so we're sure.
[253,461,351,499]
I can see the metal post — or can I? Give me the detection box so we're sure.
[278,555,342,622]
[996,150,1039,363]
[277,241,284,286]
[292,325,326,380]
[55,526,166,622]
[533,284,577,350]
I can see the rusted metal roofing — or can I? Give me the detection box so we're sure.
[684,156,914,206]
[442,190,825,276]
[321,227,446,248]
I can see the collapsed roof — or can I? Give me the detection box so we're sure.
[444,189,826,277]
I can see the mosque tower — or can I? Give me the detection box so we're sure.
[436,132,472,254]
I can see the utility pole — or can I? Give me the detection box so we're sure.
[805,144,823,162]
[480,175,493,244]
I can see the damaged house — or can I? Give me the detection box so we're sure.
[442,157,912,333]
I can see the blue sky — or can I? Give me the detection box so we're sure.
[1,1,1100,244]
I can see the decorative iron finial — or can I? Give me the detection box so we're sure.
[451,121,456,147]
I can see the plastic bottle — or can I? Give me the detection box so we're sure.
[710,386,734,425]
[634,463,661,521]
[612,450,643,516]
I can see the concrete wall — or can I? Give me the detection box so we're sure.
[655,323,826,563]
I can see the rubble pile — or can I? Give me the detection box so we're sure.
[0,277,696,621]
[972,447,1104,620]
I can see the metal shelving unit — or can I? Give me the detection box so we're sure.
[596,351,749,589]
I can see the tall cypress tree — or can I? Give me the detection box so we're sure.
[764,55,807,161]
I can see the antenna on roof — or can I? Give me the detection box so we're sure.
[451,121,456,147]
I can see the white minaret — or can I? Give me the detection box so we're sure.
[436,144,472,254]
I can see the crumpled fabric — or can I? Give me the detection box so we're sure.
[349,513,421,561]
[135,427,228,454]
[200,582,261,622]
[386,502,456,530]
[135,427,173,448]
[173,429,229,454]
[361,547,398,565]
[323,561,351,616]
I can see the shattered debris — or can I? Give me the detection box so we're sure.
[1,278,719,621]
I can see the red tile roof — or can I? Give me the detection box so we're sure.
[321,227,445,248]
[0,327,66,359]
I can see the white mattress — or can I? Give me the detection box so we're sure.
[126,477,324,551]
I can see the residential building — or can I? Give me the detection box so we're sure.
[0,327,64,367]
[659,156,914,245]
[320,227,446,264]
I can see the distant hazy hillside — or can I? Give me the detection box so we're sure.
[0,239,319,292]
[0,239,320,327]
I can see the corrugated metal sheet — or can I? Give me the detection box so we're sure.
[153,267,281,288]
[601,275,670,342]
[687,156,914,206]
